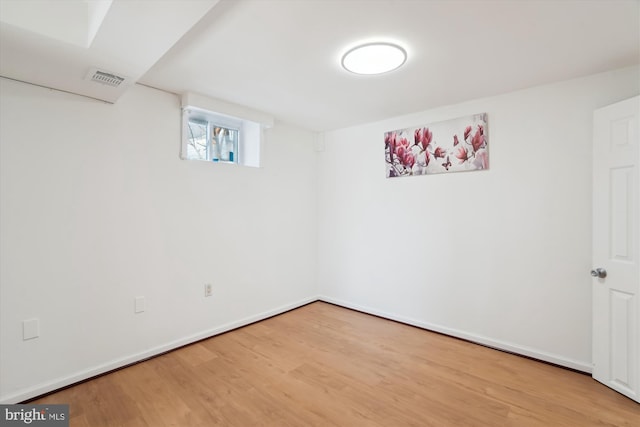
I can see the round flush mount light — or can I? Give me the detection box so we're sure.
[341,42,407,75]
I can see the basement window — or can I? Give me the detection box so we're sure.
[182,109,240,163]
[181,93,272,167]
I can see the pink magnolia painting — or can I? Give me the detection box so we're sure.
[384,113,488,178]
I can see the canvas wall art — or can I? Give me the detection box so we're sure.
[384,113,488,178]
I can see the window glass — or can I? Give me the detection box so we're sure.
[182,107,261,167]
[212,126,238,163]
[186,118,208,160]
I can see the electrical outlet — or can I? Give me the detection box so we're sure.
[23,318,39,340]
[135,296,145,313]
[204,283,213,297]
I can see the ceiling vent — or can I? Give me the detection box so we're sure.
[85,68,129,88]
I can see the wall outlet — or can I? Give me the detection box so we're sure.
[204,283,213,297]
[23,318,39,340]
[134,296,145,313]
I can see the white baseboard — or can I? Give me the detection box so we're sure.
[318,295,593,374]
[0,296,316,404]
[3,294,592,404]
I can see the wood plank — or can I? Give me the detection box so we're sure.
[32,302,640,426]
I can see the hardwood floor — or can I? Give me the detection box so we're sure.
[33,302,639,426]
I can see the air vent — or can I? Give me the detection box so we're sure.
[85,68,129,88]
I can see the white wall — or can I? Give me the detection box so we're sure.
[2,65,638,404]
[317,66,640,372]
[0,79,318,403]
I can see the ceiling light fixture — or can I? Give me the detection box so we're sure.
[341,42,407,75]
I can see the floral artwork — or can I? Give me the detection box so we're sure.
[384,113,488,178]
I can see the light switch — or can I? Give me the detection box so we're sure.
[135,296,145,314]
[23,318,39,340]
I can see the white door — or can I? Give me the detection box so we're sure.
[592,96,639,403]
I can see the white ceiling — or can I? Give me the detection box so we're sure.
[1,0,639,131]
[0,0,220,102]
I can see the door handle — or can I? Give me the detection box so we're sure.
[591,268,607,279]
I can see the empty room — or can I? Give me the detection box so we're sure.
[1,0,639,425]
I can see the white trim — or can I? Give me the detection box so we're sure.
[0,297,316,404]
[185,106,243,131]
[2,294,593,403]
[318,295,593,373]
[181,92,274,128]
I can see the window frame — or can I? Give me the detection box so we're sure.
[182,107,242,164]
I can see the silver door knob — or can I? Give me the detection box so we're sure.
[591,268,607,279]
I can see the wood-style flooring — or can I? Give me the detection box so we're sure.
[32,302,640,426]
